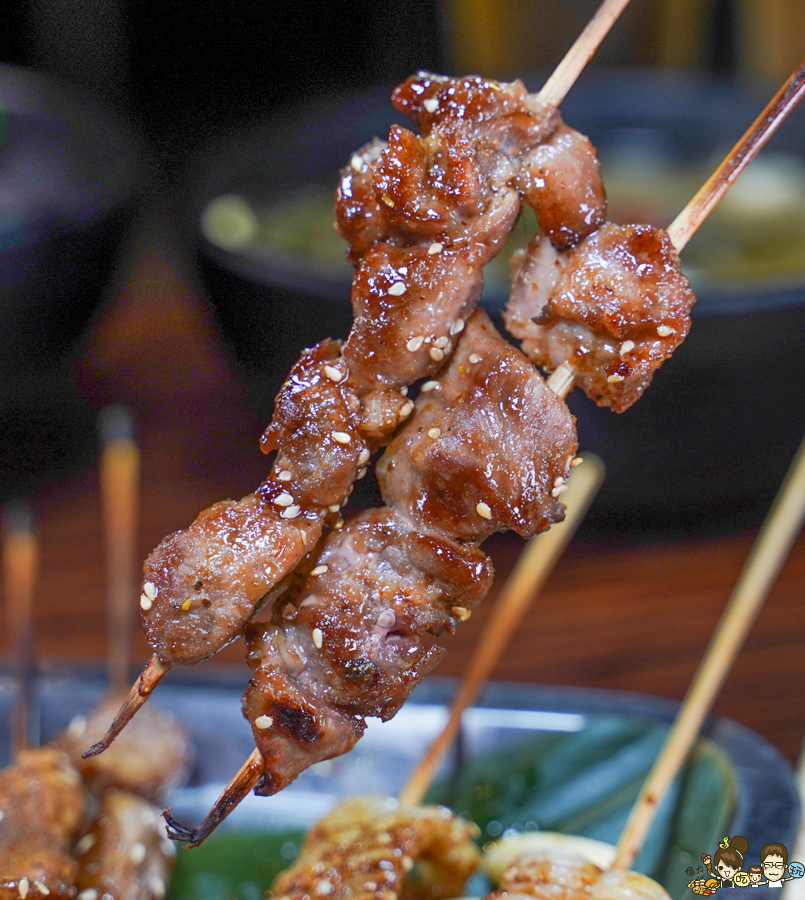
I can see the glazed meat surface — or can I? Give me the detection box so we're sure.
[378,311,577,543]
[75,789,174,900]
[0,748,85,899]
[489,847,671,900]
[237,313,575,798]
[271,796,481,900]
[505,223,696,412]
[518,123,607,250]
[60,695,192,802]
[137,73,568,670]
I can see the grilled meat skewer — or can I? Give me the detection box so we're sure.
[88,73,607,756]
[165,310,578,844]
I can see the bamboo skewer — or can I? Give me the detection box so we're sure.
[537,0,633,106]
[399,453,605,807]
[3,503,38,757]
[612,432,805,871]
[98,405,141,696]
[668,58,805,253]
[546,58,805,400]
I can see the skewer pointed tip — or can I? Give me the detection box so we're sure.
[81,654,171,757]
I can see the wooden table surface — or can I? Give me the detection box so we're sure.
[2,211,803,766]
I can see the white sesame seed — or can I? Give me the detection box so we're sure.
[334,518,344,530]
[468,353,481,364]
[140,594,152,612]
[406,336,424,352]
[620,340,635,356]
[255,714,274,729]
[0,810,4,823]
[450,319,465,335]
[150,877,166,900]
[324,365,343,382]
[554,476,565,487]
[357,467,367,480]
[300,529,310,544]
[33,883,48,897]
[311,565,329,576]
[328,504,340,513]
[429,347,445,361]
[607,374,625,383]
[19,877,29,899]
[399,400,414,417]
[143,581,157,600]
[358,448,371,465]
[552,485,568,497]
[388,282,406,296]
[433,336,449,349]
[427,427,441,439]
[77,891,98,900]
[273,492,294,507]
[331,431,352,444]
[420,380,440,393]
[428,241,443,255]
[312,627,324,649]
[281,505,301,519]
[131,842,147,864]
[657,324,675,337]
[351,155,363,171]
[277,470,292,483]
[400,386,408,395]
[476,502,492,519]
[452,606,471,621]
[423,97,439,113]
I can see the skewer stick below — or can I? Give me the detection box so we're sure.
[668,58,805,252]
[164,748,264,847]
[83,653,172,757]
[612,431,805,871]
[537,0,632,107]
[398,453,605,807]
[3,504,38,757]
[98,405,141,695]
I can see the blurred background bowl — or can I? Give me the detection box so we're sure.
[184,69,805,533]
[0,63,144,501]
[0,63,144,374]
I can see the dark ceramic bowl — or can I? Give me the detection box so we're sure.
[0,64,144,375]
[184,70,805,531]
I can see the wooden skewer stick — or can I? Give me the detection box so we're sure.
[612,431,805,871]
[668,58,805,253]
[3,503,38,757]
[98,405,141,696]
[164,748,264,847]
[546,59,805,401]
[537,0,633,106]
[399,452,606,807]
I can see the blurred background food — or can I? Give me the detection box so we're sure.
[0,0,802,778]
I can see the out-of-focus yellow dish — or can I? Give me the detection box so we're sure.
[201,152,805,292]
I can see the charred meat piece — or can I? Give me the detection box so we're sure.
[60,696,192,803]
[236,312,574,801]
[271,796,481,900]
[0,748,86,899]
[139,480,323,666]
[75,789,174,900]
[518,122,607,250]
[505,223,696,412]
[378,311,577,543]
